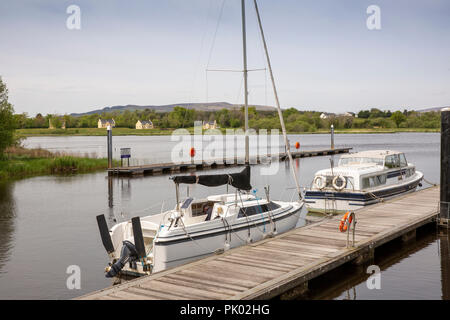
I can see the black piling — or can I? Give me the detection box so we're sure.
[440,108,450,226]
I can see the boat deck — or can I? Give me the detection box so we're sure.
[78,186,439,300]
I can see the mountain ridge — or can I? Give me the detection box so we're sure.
[70,102,277,117]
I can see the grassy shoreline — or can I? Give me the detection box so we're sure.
[16,127,439,137]
[0,146,115,180]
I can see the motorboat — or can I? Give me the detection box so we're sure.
[304,150,423,214]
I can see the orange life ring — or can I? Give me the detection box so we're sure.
[339,211,353,232]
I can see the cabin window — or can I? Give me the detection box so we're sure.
[377,175,387,184]
[385,155,400,168]
[362,178,369,189]
[399,154,407,167]
[267,202,281,211]
[339,157,383,166]
[322,175,354,189]
[362,174,387,189]
[346,177,355,189]
[406,168,415,177]
[325,176,334,188]
[238,202,279,218]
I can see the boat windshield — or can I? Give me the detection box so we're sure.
[339,157,384,166]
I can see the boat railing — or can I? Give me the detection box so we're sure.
[346,211,357,248]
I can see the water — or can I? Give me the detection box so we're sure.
[0,132,445,299]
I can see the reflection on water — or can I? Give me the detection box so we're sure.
[0,183,15,277]
[440,230,450,300]
[0,132,446,299]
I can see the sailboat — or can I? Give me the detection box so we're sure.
[96,0,304,278]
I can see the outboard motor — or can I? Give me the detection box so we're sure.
[97,215,149,278]
[105,240,139,278]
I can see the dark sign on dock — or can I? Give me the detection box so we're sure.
[120,148,131,159]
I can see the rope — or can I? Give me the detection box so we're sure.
[423,177,437,186]
[367,191,384,203]
[223,215,250,244]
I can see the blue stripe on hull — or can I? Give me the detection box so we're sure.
[305,178,422,203]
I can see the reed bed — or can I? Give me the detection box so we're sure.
[0,146,112,180]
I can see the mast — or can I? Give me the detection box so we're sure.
[241,0,249,165]
[253,0,303,200]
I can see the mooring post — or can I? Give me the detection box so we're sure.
[330,124,335,150]
[107,125,113,169]
[440,108,450,227]
[108,175,113,208]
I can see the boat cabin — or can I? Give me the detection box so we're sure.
[312,150,416,192]
[174,194,282,225]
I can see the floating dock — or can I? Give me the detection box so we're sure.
[79,186,439,300]
[108,147,352,176]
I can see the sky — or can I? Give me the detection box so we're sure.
[0,0,449,116]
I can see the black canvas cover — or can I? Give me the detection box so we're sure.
[172,166,252,191]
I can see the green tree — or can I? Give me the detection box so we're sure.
[0,77,16,155]
[390,111,407,128]
[357,110,371,118]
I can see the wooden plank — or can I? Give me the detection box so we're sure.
[215,256,294,273]
[184,265,267,287]
[231,251,306,268]
[174,269,257,289]
[202,260,284,279]
[250,245,325,260]
[138,280,226,299]
[163,274,244,295]
[282,234,348,248]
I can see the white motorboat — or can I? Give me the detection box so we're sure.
[304,150,423,214]
[96,0,304,278]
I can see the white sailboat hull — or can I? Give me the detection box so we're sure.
[153,202,302,272]
[111,200,303,277]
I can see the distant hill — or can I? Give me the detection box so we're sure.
[70,102,277,117]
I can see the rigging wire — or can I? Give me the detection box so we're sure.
[188,0,214,104]
[206,0,227,69]
[205,0,227,103]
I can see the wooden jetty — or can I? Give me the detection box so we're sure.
[79,186,439,300]
[108,147,352,176]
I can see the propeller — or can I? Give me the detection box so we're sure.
[131,216,146,259]
[96,214,114,254]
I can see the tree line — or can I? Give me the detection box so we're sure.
[13,106,440,132]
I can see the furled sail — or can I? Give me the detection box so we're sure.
[172,166,252,191]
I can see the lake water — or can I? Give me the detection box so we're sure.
[0,132,446,299]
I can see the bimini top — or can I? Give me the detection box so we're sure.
[171,166,252,191]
